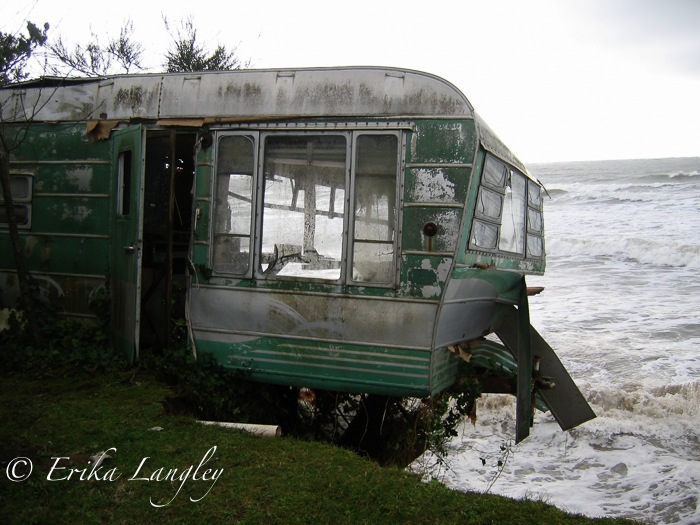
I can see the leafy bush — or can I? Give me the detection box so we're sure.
[0,305,124,375]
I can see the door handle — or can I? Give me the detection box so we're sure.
[124,245,136,254]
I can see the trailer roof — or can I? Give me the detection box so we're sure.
[1,67,474,123]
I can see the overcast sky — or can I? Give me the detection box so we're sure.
[3,0,699,162]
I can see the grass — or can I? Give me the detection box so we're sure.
[0,368,642,525]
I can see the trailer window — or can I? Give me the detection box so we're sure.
[470,153,543,259]
[0,173,32,228]
[351,134,398,284]
[476,187,502,220]
[499,170,526,254]
[213,135,256,274]
[260,135,346,280]
[527,180,544,257]
[482,155,507,187]
[116,151,132,216]
[212,129,403,283]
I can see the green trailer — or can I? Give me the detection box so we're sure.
[0,68,594,441]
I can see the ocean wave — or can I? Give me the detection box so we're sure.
[417,384,700,525]
[631,171,700,184]
[546,181,700,206]
[500,157,700,525]
[542,188,569,197]
[547,236,700,269]
[586,380,700,421]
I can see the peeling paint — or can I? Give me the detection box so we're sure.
[411,168,456,202]
[24,236,37,257]
[436,258,452,281]
[438,209,460,241]
[421,284,442,299]
[66,167,93,192]
[416,209,461,252]
[62,204,92,223]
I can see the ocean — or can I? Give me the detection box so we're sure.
[414,157,700,524]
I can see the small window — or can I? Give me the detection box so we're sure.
[351,134,398,284]
[499,170,526,254]
[527,235,543,258]
[469,153,543,259]
[213,135,256,274]
[526,180,544,258]
[482,155,507,187]
[527,208,543,233]
[471,219,498,250]
[0,173,33,228]
[476,187,502,220]
[528,180,542,207]
[117,151,132,216]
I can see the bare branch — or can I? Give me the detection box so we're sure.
[49,20,144,77]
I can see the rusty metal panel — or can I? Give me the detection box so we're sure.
[474,113,531,179]
[93,77,163,121]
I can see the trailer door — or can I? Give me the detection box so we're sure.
[111,125,144,362]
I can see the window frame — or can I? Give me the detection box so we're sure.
[469,152,544,260]
[348,130,402,287]
[211,131,259,277]
[210,127,405,287]
[255,131,351,283]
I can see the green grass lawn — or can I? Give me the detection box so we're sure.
[0,370,640,525]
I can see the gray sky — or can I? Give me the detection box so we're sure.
[3,0,699,162]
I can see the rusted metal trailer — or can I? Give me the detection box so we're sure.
[0,67,594,440]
